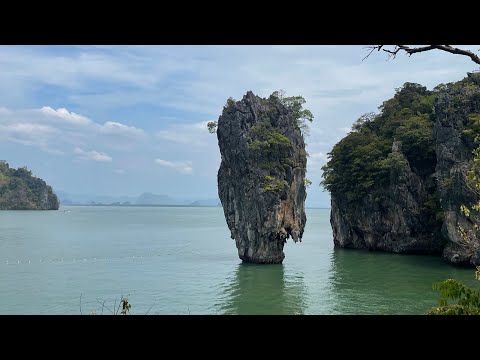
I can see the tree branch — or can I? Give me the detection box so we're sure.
[364,45,480,65]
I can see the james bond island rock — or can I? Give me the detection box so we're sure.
[0,161,59,210]
[215,91,308,264]
[322,74,480,267]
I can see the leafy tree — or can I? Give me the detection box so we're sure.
[207,121,217,134]
[427,267,480,315]
[351,112,376,132]
[271,90,313,136]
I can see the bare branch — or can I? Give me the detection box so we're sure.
[365,45,480,65]
[145,304,154,315]
[362,46,378,61]
[96,298,114,315]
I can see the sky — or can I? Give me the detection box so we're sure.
[1,45,479,207]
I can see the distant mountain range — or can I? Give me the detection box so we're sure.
[57,191,221,207]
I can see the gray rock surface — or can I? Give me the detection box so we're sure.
[216,91,307,263]
[434,80,480,265]
[331,141,444,254]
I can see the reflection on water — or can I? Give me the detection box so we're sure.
[215,263,308,315]
[328,248,476,315]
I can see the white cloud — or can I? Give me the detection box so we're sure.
[40,106,91,126]
[114,169,125,174]
[0,105,147,158]
[0,121,59,152]
[156,120,213,147]
[99,121,145,138]
[1,45,480,205]
[74,147,112,162]
[154,159,193,174]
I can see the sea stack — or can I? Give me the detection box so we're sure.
[216,91,307,263]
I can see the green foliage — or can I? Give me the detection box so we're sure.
[351,112,376,132]
[226,97,236,108]
[0,162,59,210]
[463,113,480,142]
[248,121,292,166]
[321,131,391,201]
[305,178,312,188]
[261,176,287,192]
[394,114,436,175]
[378,152,409,176]
[271,90,314,136]
[207,121,218,134]
[427,270,480,315]
[322,81,437,202]
[207,97,236,134]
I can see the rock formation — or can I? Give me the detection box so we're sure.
[0,161,59,210]
[331,140,444,254]
[434,74,480,265]
[325,74,480,266]
[216,91,307,263]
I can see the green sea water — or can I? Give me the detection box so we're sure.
[0,206,476,314]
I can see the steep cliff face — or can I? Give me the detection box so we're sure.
[434,75,480,266]
[324,76,480,266]
[331,141,444,254]
[0,161,59,210]
[217,91,307,263]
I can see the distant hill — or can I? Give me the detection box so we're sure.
[58,190,220,207]
[0,161,59,210]
[135,192,182,205]
[188,199,221,207]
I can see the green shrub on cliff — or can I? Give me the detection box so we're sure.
[0,161,59,210]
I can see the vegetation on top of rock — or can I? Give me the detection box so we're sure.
[207,90,313,137]
[321,82,439,201]
[0,161,59,210]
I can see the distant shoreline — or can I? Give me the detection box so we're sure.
[60,204,331,209]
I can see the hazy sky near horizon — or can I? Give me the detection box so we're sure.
[1,45,479,206]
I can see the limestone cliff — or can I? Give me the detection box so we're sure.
[331,140,444,254]
[324,74,480,266]
[434,74,480,265]
[0,161,59,210]
[216,91,307,263]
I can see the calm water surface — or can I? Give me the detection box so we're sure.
[0,206,476,314]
